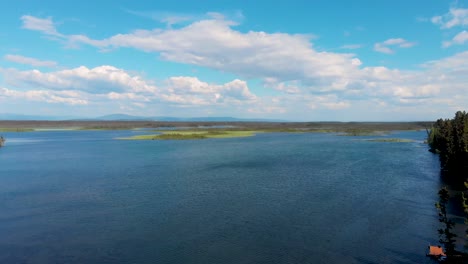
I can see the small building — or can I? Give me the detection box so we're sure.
[427,245,446,260]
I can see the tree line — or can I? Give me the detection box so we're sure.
[427,111,468,183]
[427,111,468,262]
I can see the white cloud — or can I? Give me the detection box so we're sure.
[1,65,158,94]
[4,54,58,68]
[14,14,468,119]
[20,15,62,37]
[373,44,393,54]
[106,92,150,102]
[97,19,360,85]
[322,101,350,110]
[248,105,287,114]
[422,50,468,70]
[165,76,256,105]
[21,15,362,90]
[370,51,468,103]
[432,7,468,48]
[2,51,468,119]
[442,30,468,47]
[374,38,416,54]
[0,65,257,108]
[67,34,109,48]
[431,8,468,29]
[306,94,351,110]
[262,78,301,94]
[0,87,88,105]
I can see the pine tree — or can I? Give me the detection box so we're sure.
[427,111,468,183]
[435,187,457,254]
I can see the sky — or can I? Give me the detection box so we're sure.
[0,0,467,121]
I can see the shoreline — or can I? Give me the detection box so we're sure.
[0,120,432,132]
[0,120,431,141]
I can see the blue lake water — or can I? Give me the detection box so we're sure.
[0,130,442,263]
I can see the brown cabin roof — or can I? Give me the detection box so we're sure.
[428,246,446,256]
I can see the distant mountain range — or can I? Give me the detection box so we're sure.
[0,113,286,122]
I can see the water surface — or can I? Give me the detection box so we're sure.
[0,130,441,263]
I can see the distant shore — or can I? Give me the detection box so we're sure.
[0,120,432,132]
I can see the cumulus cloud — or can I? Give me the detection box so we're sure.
[15,14,468,119]
[21,15,362,90]
[163,76,256,105]
[423,50,468,70]
[0,87,88,105]
[368,51,468,104]
[307,94,351,110]
[431,8,468,29]
[4,54,57,68]
[374,38,416,54]
[262,78,302,94]
[0,65,257,108]
[98,19,361,86]
[1,65,158,94]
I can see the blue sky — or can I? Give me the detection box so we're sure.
[0,0,467,121]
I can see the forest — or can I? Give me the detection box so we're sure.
[427,111,468,184]
[427,111,468,263]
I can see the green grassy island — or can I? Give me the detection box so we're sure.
[119,130,259,140]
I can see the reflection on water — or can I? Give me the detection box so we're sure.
[0,130,441,263]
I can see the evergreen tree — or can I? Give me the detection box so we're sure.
[427,111,468,183]
[435,187,457,254]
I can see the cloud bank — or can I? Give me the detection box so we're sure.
[4,12,466,120]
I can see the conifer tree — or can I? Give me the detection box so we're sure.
[435,187,457,254]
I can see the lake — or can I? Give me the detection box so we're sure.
[0,130,442,263]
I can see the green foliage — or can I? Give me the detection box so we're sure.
[435,187,457,255]
[427,111,468,182]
